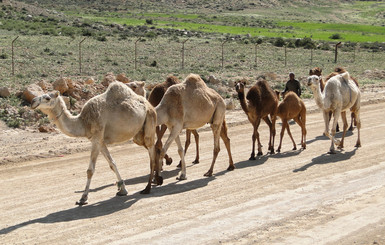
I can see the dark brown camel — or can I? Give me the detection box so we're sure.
[235,79,278,160]
[309,67,358,131]
[275,91,307,152]
[148,75,200,166]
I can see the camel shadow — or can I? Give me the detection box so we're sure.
[270,149,303,158]
[0,166,226,235]
[306,130,355,145]
[293,148,358,172]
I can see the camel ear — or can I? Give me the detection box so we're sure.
[137,81,145,88]
[52,91,60,98]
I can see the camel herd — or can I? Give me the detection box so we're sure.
[31,67,361,205]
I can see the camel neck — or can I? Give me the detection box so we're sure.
[237,91,249,114]
[312,84,325,109]
[47,98,86,138]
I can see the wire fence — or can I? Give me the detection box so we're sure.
[0,35,383,86]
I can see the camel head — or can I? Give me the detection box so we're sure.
[126,81,146,97]
[235,80,246,93]
[306,75,321,89]
[309,67,322,76]
[31,91,60,110]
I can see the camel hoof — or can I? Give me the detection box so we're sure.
[227,165,235,171]
[192,160,199,164]
[257,152,263,156]
[348,126,354,131]
[249,156,256,160]
[292,146,297,151]
[355,143,361,148]
[116,190,128,196]
[204,171,213,177]
[156,176,163,186]
[177,162,182,168]
[140,186,151,194]
[328,150,336,154]
[335,140,341,146]
[270,150,275,154]
[166,158,173,165]
[176,174,187,180]
[76,199,88,206]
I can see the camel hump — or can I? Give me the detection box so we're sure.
[166,75,180,86]
[106,81,136,102]
[184,73,207,88]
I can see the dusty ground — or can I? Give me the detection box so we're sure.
[1,85,385,244]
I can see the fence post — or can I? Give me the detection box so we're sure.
[254,44,258,68]
[135,37,141,70]
[181,38,190,69]
[79,38,86,75]
[310,48,313,65]
[284,45,287,67]
[221,40,228,69]
[334,42,341,63]
[11,36,19,76]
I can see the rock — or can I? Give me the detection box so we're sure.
[38,125,55,133]
[53,78,69,94]
[0,87,11,98]
[66,78,75,89]
[37,80,50,91]
[102,72,116,87]
[85,77,95,85]
[22,84,44,104]
[225,98,235,110]
[208,75,221,84]
[116,73,130,83]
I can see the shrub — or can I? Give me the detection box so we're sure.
[145,19,153,25]
[274,37,286,47]
[329,33,342,40]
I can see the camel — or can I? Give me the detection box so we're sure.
[235,79,278,159]
[155,74,234,179]
[126,81,146,97]
[275,91,307,152]
[148,75,200,166]
[306,72,361,154]
[31,82,161,205]
[309,67,358,131]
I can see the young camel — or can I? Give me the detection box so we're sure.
[155,74,234,180]
[306,72,361,154]
[309,67,358,131]
[126,81,146,97]
[31,82,161,205]
[148,75,200,165]
[235,79,278,160]
[275,91,307,153]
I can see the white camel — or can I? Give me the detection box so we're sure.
[31,81,161,205]
[306,72,361,153]
[155,73,234,180]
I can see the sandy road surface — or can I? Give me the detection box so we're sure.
[1,97,385,244]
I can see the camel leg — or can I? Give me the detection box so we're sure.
[160,125,186,180]
[191,130,200,164]
[204,123,222,177]
[354,110,361,147]
[250,118,262,160]
[348,112,355,131]
[100,143,128,196]
[76,140,100,205]
[157,125,172,165]
[141,145,159,194]
[338,111,349,149]
[277,119,287,153]
[220,120,234,171]
[329,109,341,154]
[293,114,306,149]
[322,110,335,154]
[262,116,274,154]
[285,121,296,151]
[174,135,187,180]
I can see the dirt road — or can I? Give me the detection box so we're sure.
[1,99,385,244]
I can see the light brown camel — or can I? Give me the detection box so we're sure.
[148,75,200,166]
[306,72,361,154]
[155,74,234,179]
[275,91,307,152]
[126,81,146,97]
[309,67,358,131]
[31,82,161,205]
[235,79,278,159]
